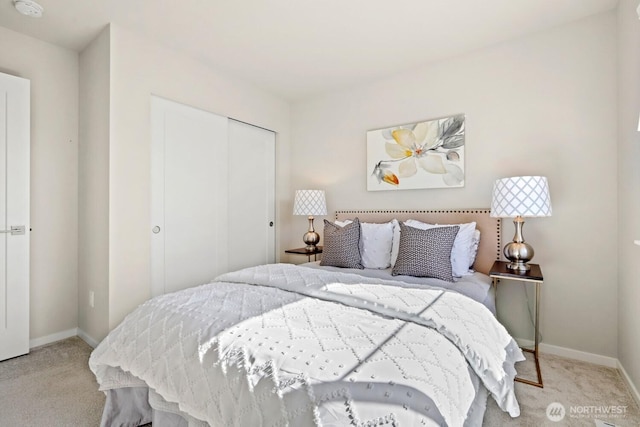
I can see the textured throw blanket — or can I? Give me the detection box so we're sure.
[90,264,524,426]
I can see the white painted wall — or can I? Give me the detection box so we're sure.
[0,26,79,342]
[78,27,110,342]
[102,25,291,335]
[290,13,618,357]
[617,0,640,395]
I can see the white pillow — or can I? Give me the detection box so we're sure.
[333,219,395,269]
[469,230,481,269]
[360,221,395,269]
[390,219,401,266]
[403,219,477,277]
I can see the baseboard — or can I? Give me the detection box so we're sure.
[77,328,100,348]
[515,338,618,368]
[29,328,100,349]
[29,328,78,349]
[617,360,640,408]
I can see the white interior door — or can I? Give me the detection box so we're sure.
[227,120,275,271]
[0,73,30,361]
[151,97,229,296]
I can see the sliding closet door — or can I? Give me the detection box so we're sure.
[227,120,275,271]
[151,98,276,296]
[151,97,229,296]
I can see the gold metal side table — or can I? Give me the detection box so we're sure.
[490,260,544,388]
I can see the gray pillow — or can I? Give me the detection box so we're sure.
[320,218,364,269]
[392,223,459,282]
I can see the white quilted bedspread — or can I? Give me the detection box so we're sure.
[90,264,524,427]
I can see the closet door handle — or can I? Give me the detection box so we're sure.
[0,225,25,235]
[152,226,161,234]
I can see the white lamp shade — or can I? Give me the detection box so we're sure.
[490,176,552,218]
[293,190,327,216]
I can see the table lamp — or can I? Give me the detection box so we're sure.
[490,176,552,271]
[293,190,327,251]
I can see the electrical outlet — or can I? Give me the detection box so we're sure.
[89,291,95,308]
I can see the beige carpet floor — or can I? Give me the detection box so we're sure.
[0,337,639,426]
[484,352,640,426]
[0,337,105,426]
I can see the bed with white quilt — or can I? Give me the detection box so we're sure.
[90,209,524,427]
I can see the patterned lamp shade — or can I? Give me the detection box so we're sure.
[293,190,327,216]
[490,176,552,218]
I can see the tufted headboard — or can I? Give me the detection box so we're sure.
[334,209,501,275]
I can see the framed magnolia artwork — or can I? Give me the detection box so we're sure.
[367,114,465,191]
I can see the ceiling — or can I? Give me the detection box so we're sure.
[0,0,618,100]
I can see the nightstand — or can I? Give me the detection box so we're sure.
[285,246,323,262]
[489,260,544,388]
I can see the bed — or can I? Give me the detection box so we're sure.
[89,209,524,427]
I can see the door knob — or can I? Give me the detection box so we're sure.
[152,226,161,234]
[269,221,274,227]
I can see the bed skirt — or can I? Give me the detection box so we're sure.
[101,383,490,427]
[101,387,208,427]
